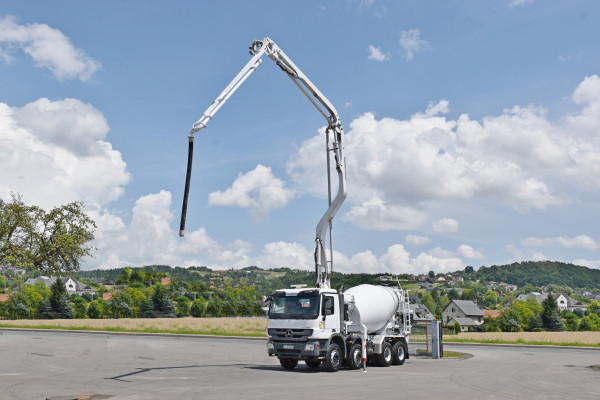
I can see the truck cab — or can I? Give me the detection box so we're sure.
[266,288,346,371]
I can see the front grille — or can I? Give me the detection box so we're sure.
[268,328,313,342]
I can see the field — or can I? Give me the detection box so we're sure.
[1,318,599,346]
[0,317,269,336]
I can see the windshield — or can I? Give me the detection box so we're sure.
[268,294,320,319]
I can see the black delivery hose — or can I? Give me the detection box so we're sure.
[179,137,194,236]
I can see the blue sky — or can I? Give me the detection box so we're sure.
[2,0,600,275]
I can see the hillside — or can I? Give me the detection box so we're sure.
[474,261,600,289]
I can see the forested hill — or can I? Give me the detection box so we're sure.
[474,261,600,289]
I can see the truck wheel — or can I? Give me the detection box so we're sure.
[376,342,393,367]
[346,343,363,370]
[279,358,298,370]
[323,343,342,372]
[305,360,321,368]
[392,341,407,365]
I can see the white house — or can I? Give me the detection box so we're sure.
[25,276,97,297]
[516,292,588,313]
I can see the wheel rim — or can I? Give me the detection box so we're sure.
[353,349,362,366]
[384,346,392,362]
[331,349,341,367]
[397,346,405,361]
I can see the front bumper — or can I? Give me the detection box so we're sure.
[267,340,322,359]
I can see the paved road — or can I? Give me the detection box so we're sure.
[1,329,599,400]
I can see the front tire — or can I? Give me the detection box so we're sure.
[279,358,298,370]
[305,359,321,369]
[323,343,342,372]
[392,341,407,365]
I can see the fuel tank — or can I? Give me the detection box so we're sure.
[345,284,403,334]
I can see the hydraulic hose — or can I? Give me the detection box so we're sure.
[179,137,194,236]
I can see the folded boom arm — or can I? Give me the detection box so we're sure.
[180,38,346,289]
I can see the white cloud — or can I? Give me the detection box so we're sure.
[208,164,295,221]
[399,29,429,61]
[510,0,534,6]
[288,76,600,232]
[406,234,431,246]
[572,259,600,270]
[0,98,130,210]
[457,244,484,259]
[433,218,459,233]
[367,45,390,62]
[342,197,428,231]
[0,15,100,81]
[521,235,598,251]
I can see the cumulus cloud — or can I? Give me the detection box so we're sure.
[0,98,130,209]
[367,45,390,62]
[457,244,484,259]
[0,15,100,81]
[510,0,534,6]
[433,218,459,233]
[289,76,600,234]
[208,164,295,221]
[400,29,429,61]
[406,234,431,246]
[521,235,598,251]
[342,197,428,231]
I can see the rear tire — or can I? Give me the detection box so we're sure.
[346,343,363,370]
[376,342,393,367]
[392,341,407,365]
[323,343,342,372]
[279,358,298,370]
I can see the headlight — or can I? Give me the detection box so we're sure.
[267,342,274,350]
[304,343,315,351]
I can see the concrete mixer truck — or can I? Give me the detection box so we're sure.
[178,38,412,372]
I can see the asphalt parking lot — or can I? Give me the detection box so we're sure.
[1,329,599,400]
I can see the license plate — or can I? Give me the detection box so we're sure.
[283,345,294,350]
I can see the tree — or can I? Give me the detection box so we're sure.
[541,294,559,329]
[0,275,6,289]
[190,298,207,317]
[50,278,68,312]
[546,311,564,331]
[0,194,96,275]
[161,297,177,318]
[57,295,74,319]
[87,300,104,319]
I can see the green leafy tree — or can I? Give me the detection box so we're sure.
[483,290,498,308]
[206,296,222,317]
[71,295,88,319]
[0,275,6,289]
[87,300,104,319]
[563,312,579,331]
[190,298,207,317]
[589,301,600,316]
[0,194,96,275]
[175,295,191,317]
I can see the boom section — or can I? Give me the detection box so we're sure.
[180,38,346,290]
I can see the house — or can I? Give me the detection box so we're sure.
[442,300,485,326]
[24,276,97,297]
[378,275,394,282]
[516,292,588,313]
[410,303,435,322]
[446,317,480,332]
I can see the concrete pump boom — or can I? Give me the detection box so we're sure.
[179,38,346,289]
